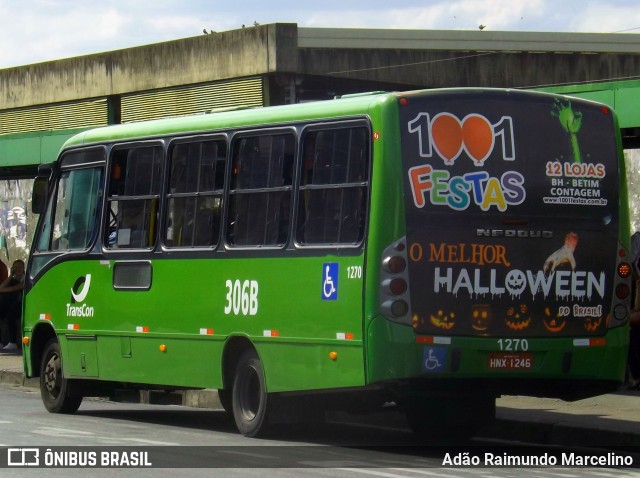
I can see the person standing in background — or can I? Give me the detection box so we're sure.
[0,259,7,284]
[0,259,25,352]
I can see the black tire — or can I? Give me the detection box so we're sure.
[232,349,269,437]
[40,339,83,414]
[217,389,232,413]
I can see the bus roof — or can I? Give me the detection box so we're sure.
[62,91,396,149]
[60,87,608,151]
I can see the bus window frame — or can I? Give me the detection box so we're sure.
[40,117,373,261]
[293,119,372,250]
[103,140,165,253]
[162,133,229,251]
[29,146,107,279]
[224,127,297,251]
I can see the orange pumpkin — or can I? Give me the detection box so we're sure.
[543,307,567,333]
[505,304,532,331]
[430,310,456,330]
[583,316,603,332]
[471,304,492,331]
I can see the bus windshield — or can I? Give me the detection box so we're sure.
[399,90,621,337]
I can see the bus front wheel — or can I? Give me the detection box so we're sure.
[232,350,269,437]
[40,339,83,414]
[217,389,232,413]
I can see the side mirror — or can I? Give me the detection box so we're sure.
[32,177,49,214]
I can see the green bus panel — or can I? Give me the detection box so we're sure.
[60,335,99,377]
[24,254,367,392]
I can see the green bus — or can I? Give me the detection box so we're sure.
[23,88,632,438]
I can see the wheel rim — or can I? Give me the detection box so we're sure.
[238,364,261,422]
[43,352,61,398]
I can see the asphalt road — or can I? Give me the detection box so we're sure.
[0,385,638,477]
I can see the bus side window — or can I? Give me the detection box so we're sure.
[165,139,226,248]
[106,146,162,249]
[297,126,369,246]
[30,148,105,276]
[227,132,294,247]
[51,168,103,252]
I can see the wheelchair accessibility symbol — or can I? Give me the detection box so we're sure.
[422,347,446,373]
[322,263,339,300]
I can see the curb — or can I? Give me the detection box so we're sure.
[0,370,39,389]
[139,389,221,409]
[0,369,222,409]
[486,419,640,448]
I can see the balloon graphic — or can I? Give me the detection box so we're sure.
[430,113,495,166]
[462,114,494,166]
[431,113,463,164]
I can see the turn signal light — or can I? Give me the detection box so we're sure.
[391,300,409,317]
[618,262,632,278]
[389,278,407,295]
[384,256,406,274]
[22,337,30,346]
[616,283,631,300]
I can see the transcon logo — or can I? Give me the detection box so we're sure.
[67,274,94,318]
[71,274,91,303]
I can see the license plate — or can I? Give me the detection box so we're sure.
[487,352,534,370]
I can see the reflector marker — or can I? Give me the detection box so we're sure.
[416,335,451,345]
[40,313,51,320]
[136,326,150,333]
[67,324,80,330]
[573,338,606,347]
[336,333,354,340]
[263,330,279,337]
[199,328,214,335]
[415,335,452,345]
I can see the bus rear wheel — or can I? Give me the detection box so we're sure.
[40,339,83,414]
[232,350,269,437]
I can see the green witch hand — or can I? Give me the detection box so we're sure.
[551,98,583,163]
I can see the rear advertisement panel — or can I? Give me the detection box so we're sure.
[399,90,620,337]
